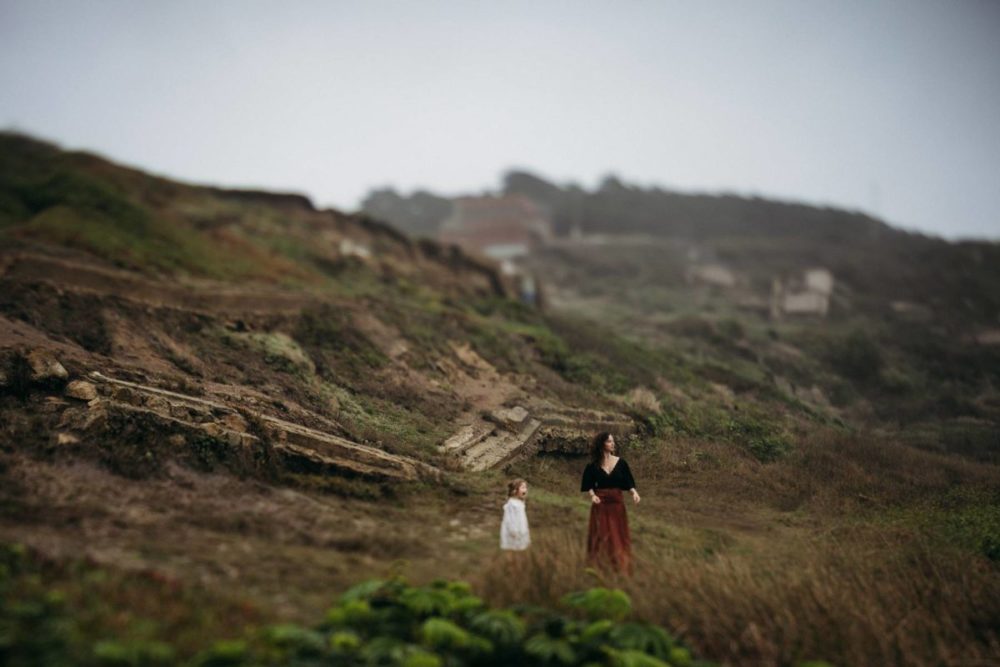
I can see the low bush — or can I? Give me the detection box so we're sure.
[826,329,883,383]
[725,410,792,463]
[284,577,707,667]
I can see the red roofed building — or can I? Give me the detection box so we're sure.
[438,195,552,263]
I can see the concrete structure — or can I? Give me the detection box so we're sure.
[804,268,834,296]
[770,268,835,318]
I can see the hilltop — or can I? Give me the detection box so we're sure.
[1,134,999,666]
[367,170,1000,323]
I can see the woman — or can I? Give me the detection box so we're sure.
[580,432,640,573]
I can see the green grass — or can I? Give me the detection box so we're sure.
[217,329,316,377]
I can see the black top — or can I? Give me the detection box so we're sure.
[580,458,636,492]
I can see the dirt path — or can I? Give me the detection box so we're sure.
[2,251,314,315]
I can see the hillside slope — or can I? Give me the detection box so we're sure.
[1,134,655,482]
[1,134,999,666]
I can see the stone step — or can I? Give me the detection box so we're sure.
[438,421,495,456]
[262,415,426,480]
[487,405,530,427]
[537,411,633,428]
[271,440,412,480]
[464,418,541,472]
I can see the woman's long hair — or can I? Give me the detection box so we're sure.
[590,432,612,465]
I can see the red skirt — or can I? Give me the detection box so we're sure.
[587,488,632,574]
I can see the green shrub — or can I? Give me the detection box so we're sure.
[311,577,705,666]
[726,411,791,463]
[941,504,1000,562]
[562,588,632,622]
[827,329,883,383]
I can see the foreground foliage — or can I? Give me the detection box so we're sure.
[0,543,710,667]
[253,578,707,667]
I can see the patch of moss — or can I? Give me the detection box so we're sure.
[294,304,389,387]
[219,329,316,377]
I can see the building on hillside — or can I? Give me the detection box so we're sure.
[803,268,834,296]
[438,195,552,263]
[770,268,835,318]
[438,195,552,306]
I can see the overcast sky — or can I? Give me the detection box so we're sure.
[2,1,998,239]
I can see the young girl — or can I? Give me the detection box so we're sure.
[500,478,530,551]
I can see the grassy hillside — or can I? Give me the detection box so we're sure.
[1,134,999,666]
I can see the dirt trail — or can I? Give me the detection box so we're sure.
[2,252,314,315]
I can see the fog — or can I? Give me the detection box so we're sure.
[1,0,998,238]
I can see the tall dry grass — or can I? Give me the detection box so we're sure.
[632,428,1000,515]
[484,429,1000,665]
[475,528,1000,666]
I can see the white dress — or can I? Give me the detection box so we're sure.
[500,497,530,550]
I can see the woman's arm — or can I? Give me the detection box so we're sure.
[580,464,601,504]
[621,460,640,503]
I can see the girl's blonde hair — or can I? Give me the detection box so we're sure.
[507,478,527,497]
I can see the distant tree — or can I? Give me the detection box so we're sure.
[502,170,562,206]
[361,188,452,238]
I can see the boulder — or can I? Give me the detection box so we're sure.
[112,386,136,404]
[169,403,192,419]
[489,406,529,427]
[145,396,170,413]
[65,380,98,401]
[220,413,248,432]
[27,350,68,384]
